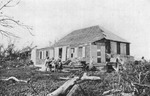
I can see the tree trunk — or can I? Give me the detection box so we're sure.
[47,73,101,96]
[47,77,79,96]
[66,84,79,96]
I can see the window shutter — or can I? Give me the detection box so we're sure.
[62,46,67,61]
[82,47,85,57]
[43,51,45,59]
[67,48,70,59]
[39,51,41,59]
[74,47,78,58]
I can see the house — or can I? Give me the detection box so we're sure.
[34,47,54,65]
[33,25,132,67]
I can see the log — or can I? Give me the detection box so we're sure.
[66,84,79,96]
[59,77,70,80]
[102,89,122,95]
[47,72,101,96]
[81,73,101,80]
[47,77,79,96]
[1,76,28,83]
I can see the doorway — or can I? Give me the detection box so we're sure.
[59,48,62,59]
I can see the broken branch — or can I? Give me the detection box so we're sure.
[1,76,28,83]
[47,73,101,96]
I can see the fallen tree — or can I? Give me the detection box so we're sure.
[1,76,29,83]
[47,72,101,96]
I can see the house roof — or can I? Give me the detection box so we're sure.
[53,25,129,47]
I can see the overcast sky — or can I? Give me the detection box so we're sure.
[1,0,150,60]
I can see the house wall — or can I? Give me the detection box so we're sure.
[90,42,106,67]
[110,41,129,56]
[108,40,131,63]
[54,47,59,60]
[34,40,130,66]
[85,45,90,63]
[59,44,90,63]
[31,48,37,65]
[111,41,117,54]
[36,48,54,65]
[90,44,97,64]
[120,43,126,55]
[101,44,106,63]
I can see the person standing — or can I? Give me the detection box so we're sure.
[141,56,146,63]
[45,57,50,71]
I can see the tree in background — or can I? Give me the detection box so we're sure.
[0,0,33,38]
[0,0,34,68]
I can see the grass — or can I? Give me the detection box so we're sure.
[0,67,86,96]
[0,66,107,96]
[1,61,150,96]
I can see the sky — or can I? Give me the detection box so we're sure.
[0,0,150,60]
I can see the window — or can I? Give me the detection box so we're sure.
[71,48,75,53]
[97,58,101,63]
[59,48,62,58]
[46,51,49,57]
[117,42,120,54]
[105,41,111,53]
[97,51,101,56]
[71,48,75,58]
[39,51,42,59]
[126,43,130,55]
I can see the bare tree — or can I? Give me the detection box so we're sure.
[0,0,34,38]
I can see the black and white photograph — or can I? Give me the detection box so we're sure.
[0,0,150,96]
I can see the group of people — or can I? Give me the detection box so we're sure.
[106,54,124,73]
[44,57,63,72]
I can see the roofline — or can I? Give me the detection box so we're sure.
[37,46,53,50]
[105,39,130,44]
